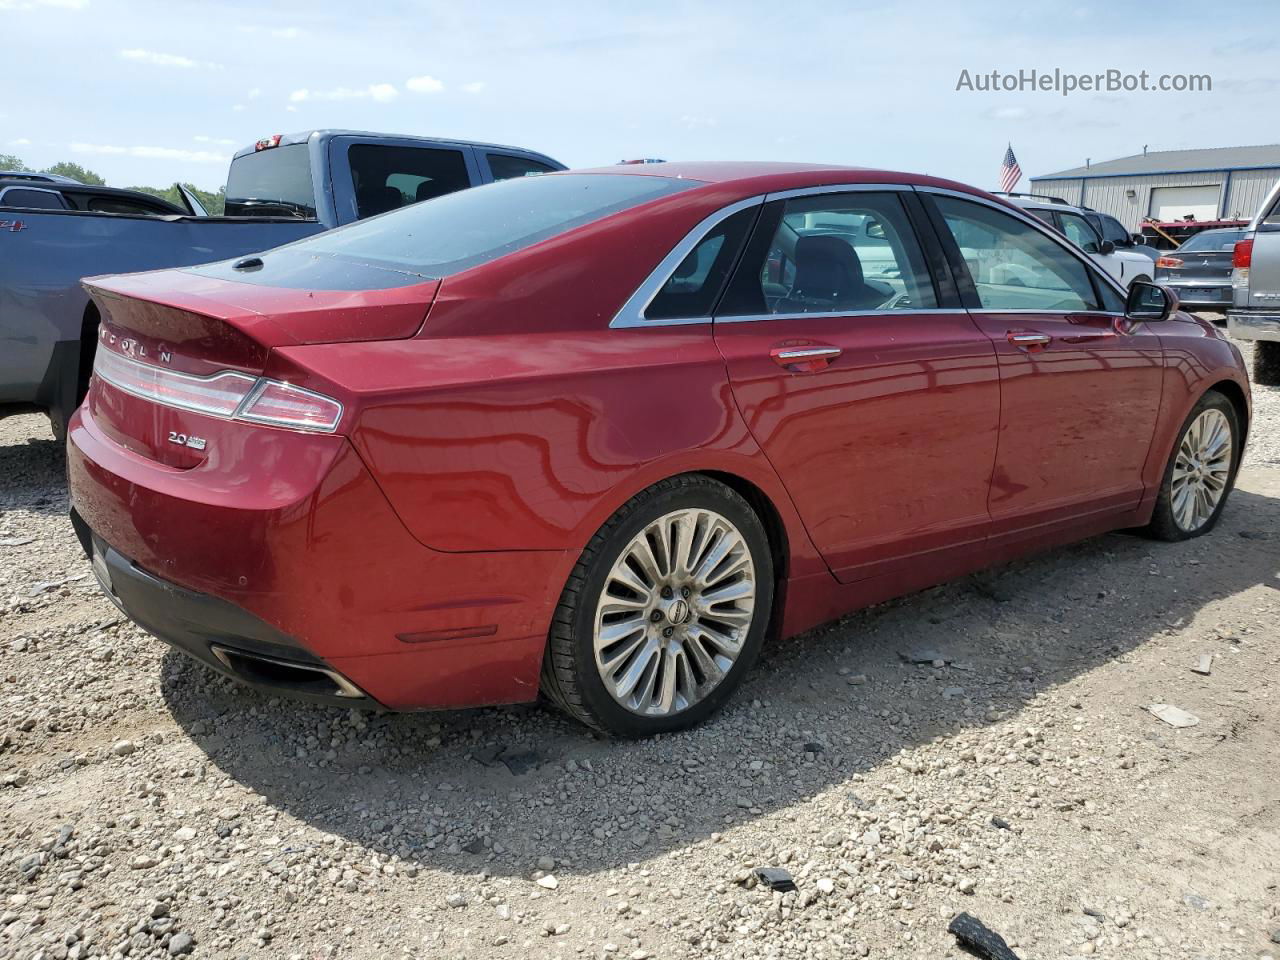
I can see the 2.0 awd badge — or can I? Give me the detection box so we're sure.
[167,431,207,451]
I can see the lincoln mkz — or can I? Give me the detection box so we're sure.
[67,163,1250,736]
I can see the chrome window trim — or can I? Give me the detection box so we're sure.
[763,182,913,203]
[914,185,1130,303]
[609,183,916,329]
[715,308,971,324]
[609,195,764,329]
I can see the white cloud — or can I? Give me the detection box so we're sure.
[232,104,246,112]
[238,24,302,40]
[0,0,87,8]
[291,83,398,103]
[406,75,444,94]
[989,106,1030,120]
[120,48,221,69]
[678,115,718,130]
[8,138,31,146]
[461,81,486,94]
[193,136,235,146]
[71,142,229,165]
[286,105,298,113]
[247,87,262,100]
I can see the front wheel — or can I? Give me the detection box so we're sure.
[1145,391,1240,541]
[541,475,773,737]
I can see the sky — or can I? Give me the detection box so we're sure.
[3,0,1278,193]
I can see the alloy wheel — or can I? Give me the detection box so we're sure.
[1171,408,1233,532]
[593,508,757,717]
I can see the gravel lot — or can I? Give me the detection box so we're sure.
[2,338,1278,960]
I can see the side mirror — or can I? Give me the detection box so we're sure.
[1098,239,1116,255]
[1131,233,1145,245]
[1126,280,1178,321]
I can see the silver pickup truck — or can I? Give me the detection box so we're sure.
[0,130,563,438]
[1227,177,1280,385]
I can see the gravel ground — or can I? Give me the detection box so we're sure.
[1,338,1278,960]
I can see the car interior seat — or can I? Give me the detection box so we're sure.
[777,235,892,312]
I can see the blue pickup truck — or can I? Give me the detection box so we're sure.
[0,130,563,438]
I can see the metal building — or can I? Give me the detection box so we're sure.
[1029,144,1280,229]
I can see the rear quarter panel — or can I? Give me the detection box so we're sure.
[278,327,828,579]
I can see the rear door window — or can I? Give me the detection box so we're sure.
[486,153,557,181]
[348,144,471,218]
[721,191,938,316]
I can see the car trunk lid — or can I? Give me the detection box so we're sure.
[1160,248,1234,282]
[83,265,437,466]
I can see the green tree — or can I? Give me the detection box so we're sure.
[127,183,226,216]
[41,161,106,185]
[0,153,26,171]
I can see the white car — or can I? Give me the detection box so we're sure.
[999,194,1154,289]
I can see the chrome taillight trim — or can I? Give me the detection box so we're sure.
[92,348,343,434]
[93,348,256,418]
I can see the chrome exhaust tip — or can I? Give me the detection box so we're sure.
[210,644,366,699]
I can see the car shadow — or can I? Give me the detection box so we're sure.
[0,428,68,518]
[159,483,1279,878]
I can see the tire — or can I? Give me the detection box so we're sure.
[541,475,774,737]
[1256,341,1280,387]
[1145,390,1241,542]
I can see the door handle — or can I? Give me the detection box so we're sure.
[770,344,842,372]
[1006,332,1051,350]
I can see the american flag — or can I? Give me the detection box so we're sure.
[999,144,1022,193]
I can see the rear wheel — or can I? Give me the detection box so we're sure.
[541,475,773,737]
[1255,341,1280,387]
[1145,391,1240,541]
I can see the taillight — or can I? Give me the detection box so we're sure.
[95,348,255,417]
[93,349,342,433]
[1233,238,1253,269]
[236,380,343,432]
[1156,256,1183,268]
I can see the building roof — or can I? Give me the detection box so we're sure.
[1033,144,1280,180]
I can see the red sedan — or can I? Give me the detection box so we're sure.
[68,163,1250,736]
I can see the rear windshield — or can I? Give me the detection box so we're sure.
[225,144,317,219]
[1177,229,1245,252]
[282,173,700,276]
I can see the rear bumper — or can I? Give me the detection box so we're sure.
[1162,281,1232,307]
[71,512,376,706]
[1227,311,1280,342]
[67,405,568,711]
